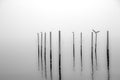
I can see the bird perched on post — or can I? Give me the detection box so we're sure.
[92,29,100,70]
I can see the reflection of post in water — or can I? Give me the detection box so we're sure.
[50,32,53,80]
[80,32,83,71]
[59,30,61,80]
[92,29,100,70]
[107,31,110,80]
[44,32,47,79]
[37,33,40,71]
[41,32,43,78]
[91,32,94,80]
[72,32,75,70]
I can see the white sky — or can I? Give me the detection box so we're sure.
[0,0,120,31]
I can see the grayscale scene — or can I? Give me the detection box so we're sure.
[0,0,120,80]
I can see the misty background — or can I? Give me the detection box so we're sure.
[0,0,120,80]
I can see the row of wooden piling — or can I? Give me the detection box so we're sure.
[37,30,110,80]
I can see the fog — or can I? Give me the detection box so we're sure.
[0,0,120,80]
